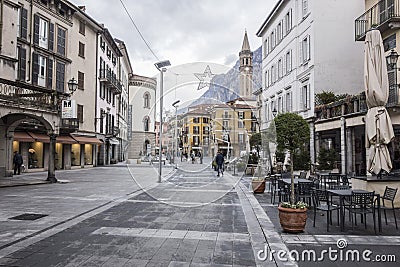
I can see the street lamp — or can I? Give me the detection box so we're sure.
[386,49,399,68]
[67,77,78,95]
[272,107,278,118]
[155,60,171,183]
[172,100,180,168]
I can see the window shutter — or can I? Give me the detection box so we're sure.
[32,52,39,85]
[33,14,39,45]
[47,58,53,89]
[56,62,65,93]
[21,8,28,40]
[57,28,66,56]
[19,47,26,81]
[48,23,54,51]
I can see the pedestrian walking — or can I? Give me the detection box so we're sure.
[191,151,195,164]
[13,151,23,175]
[198,151,203,164]
[215,150,224,177]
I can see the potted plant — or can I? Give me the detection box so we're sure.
[252,176,266,193]
[278,201,309,233]
[274,113,310,233]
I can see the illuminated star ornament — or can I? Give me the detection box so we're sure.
[194,65,215,90]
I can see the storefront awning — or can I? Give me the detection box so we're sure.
[57,135,77,144]
[71,135,103,144]
[28,132,50,143]
[13,132,35,142]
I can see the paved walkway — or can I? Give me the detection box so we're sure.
[1,162,399,266]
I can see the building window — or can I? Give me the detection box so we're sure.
[301,36,310,63]
[39,17,49,49]
[56,62,65,93]
[264,38,269,57]
[278,95,283,113]
[301,83,310,109]
[77,104,83,123]
[193,126,199,134]
[203,117,209,123]
[271,65,275,83]
[78,71,84,90]
[238,133,244,144]
[223,120,229,129]
[271,31,275,48]
[144,92,150,108]
[193,136,199,145]
[238,120,244,128]
[100,83,105,99]
[57,27,66,56]
[286,91,292,112]
[277,22,282,43]
[17,47,26,81]
[238,111,244,119]
[144,117,150,132]
[79,21,85,35]
[193,117,200,123]
[302,0,308,17]
[285,9,292,34]
[383,34,396,52]
[78,42,85,58]
[278,58,282,79]
[265,102,269,120]
[100,37,105,51]
[286,51,292,73]
[265,70,269,87]
[19,7,28,39]
[38,55,47,87]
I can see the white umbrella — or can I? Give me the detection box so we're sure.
[364,29,395,175]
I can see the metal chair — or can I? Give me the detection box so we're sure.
[381,186,398,229]
[270,177,279,204]
[297,182,313,206]
[277,179,289,203]
[313,189,340,231]
[340,175,350,186]
[345,191,376,233]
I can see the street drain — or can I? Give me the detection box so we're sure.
[9,213,48,221]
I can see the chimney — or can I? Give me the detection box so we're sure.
[78,6,86,12]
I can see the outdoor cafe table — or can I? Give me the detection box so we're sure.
[326,189,381,232]
[282,178,313,184]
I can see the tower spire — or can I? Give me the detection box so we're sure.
[241,30,251,51]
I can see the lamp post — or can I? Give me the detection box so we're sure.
[67,77,78,95]
[172,100,180,168]
[386,49,399,68]
[155,60,171,183]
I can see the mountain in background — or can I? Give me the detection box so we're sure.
[190,46,262,106]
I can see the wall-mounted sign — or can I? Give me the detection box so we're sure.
[61,100,77,118]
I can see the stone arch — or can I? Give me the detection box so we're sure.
[0,112,56,179]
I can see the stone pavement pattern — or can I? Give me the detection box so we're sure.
[0,161,278,266]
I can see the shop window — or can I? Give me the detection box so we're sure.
[71,144,81,166]
[84,144,93,165]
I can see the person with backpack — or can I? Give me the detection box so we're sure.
[215,151,224,177]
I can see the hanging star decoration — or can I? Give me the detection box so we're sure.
[194,65,215,90]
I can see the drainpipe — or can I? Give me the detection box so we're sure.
[0,0,3,52]
[27,0,33,82]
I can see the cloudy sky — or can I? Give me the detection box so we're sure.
[70,0,277,77]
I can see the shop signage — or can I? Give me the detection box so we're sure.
[61,100,77,118]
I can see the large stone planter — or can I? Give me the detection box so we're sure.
[278,205,307,233]
[252,180,266,194]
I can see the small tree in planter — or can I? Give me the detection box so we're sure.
[274,113,310,232]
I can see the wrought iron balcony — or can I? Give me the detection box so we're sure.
[0,78,57,112]
[355,0,400,41]
[60,118,79,132]
[99,69,122,94]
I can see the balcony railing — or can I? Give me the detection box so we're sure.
[315,93,367,121]
[0,78,57,112]
[99,69,122,94]
[61,118,79,132]
[355,0,400,41]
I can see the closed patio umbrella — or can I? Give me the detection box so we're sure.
[364,29,394,175]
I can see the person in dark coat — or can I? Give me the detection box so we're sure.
[215,151,224,177]
[13,151,23,175]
